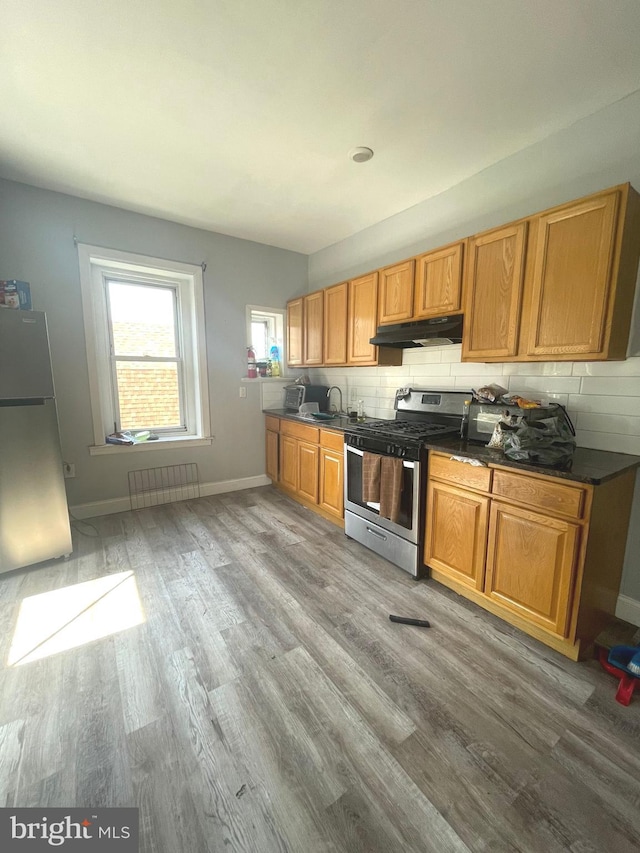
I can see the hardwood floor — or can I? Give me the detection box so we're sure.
[1,485,639,852]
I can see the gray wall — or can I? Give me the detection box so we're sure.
[0,178,307,506]
[307,88,640,612]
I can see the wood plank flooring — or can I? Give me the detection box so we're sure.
[1,485,639,852]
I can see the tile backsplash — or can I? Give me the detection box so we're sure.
[306,345,640,456]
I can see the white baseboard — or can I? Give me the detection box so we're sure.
[615,594,640,628]
[69,474,272,519]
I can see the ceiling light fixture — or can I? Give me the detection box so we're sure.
[349,146,374,163]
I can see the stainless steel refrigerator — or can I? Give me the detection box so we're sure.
[0,309,72,574]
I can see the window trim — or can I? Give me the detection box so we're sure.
[78,244,211,449]
[245,305,285,367]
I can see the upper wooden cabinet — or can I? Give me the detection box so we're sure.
[348,272,379,364]
[462,183,640,362]
[303,290,324,365]
[462,222,528,360]
[524,189,626,359]
[286,297,303,366]
[414,241,464,319]
[286,276,400,369]
[323,281,348,365]
[286,183,640,367]
[378,259,415,325]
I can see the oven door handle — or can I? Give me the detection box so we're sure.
[346,446,415,468]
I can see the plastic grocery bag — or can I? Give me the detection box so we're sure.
[502,412,576,467]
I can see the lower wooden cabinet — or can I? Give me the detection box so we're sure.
[425,451,637,660]
[425,480,488,591]
[279,435,298,491]
[485,501,579,636]
[297,441,319,503]
[265,417,344,525]
[319,448,344,518]
[265,428,279,482]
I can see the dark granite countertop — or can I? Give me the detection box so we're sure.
[264,409,374,431]
[423,436,640,485]
[264,410,640,485]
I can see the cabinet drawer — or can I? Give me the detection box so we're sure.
[492,470,585,519]
[429,453,492,492]
[280,420,319,443]
[265,415,280,432]
[320,429,344,452]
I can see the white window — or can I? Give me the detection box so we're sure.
[246,305,285,365]
[78,245,211,453]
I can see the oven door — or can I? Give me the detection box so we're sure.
[344,445,420,543]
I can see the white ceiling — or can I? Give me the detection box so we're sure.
[2,1,640,254]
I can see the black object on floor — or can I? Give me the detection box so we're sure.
[389,615,430,628]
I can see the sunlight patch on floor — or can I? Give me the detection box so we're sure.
[7,570,145,666]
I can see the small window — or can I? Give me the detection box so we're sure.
[247,306,285,366]
[78,245,210,447]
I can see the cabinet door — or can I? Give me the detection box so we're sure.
[287,298,304,366]
[319,449,343,518]
[485,502,579,636]
[280,435,298,491]
[297,441,319,503]
[525,190,619,358]
[462,222,527,360]
[378,260,415,325]
[266,429,279,482]
[323,282,348,365]
[414,242,464,318]
[348,272,379,364]
[424,481,489,590]
[303,290,324,365]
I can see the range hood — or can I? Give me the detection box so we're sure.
[369,316,464,348]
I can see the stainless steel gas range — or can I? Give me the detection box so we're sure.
[344,388,468,577]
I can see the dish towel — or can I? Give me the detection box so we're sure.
[362,452,381,502]
[379,456,404,523]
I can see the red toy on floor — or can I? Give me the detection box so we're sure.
[598,646,639,706]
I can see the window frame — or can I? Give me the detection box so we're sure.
[78,244,211,451]
[246,305,285,366]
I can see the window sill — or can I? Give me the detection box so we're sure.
[240,376,290,383]
[89,436,213,456]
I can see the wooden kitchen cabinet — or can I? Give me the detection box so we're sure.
[425,451,637,660]
[347,272,402,366]
[425,480,489,591]
[378,259,415,325]
[485,501,580,636]
[523,188,638,360]
[414,241,464,318]
[323,281,348,365]
[285,274,400,369]
[279,435,298,491]
[297,441,320,503]
[267,417,344,525]
[462,183,640,362]
[318,429,344,519]
[348,272,379,364]
[462,222,528,360]
[286,297,304,366]
[303,290,324,365]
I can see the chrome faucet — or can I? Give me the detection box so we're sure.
[327,386,343,414]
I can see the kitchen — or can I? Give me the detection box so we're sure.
[2,2,640,851]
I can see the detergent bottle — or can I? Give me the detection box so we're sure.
[269,344,281,377]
